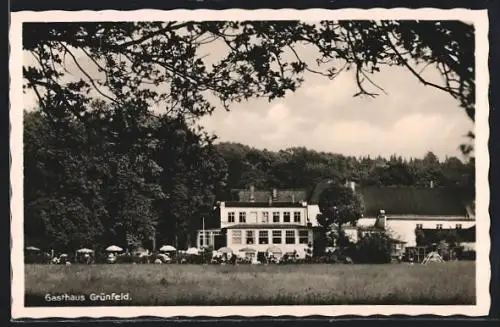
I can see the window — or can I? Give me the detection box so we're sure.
[456,224,462,229]
[284,212,291,223]
[232,230,242,244]
[299,230,309,244]
[228,212,235,223]
[273,212,280,223]
[272,230,282,244]
[436,224,443,230]
[259,230,269,244]
[246,230,254,244]
[416,224,423,229]
[294,212,301,223]
[285,230,295,244]
[239,212,246,223]
[262,212,269,223]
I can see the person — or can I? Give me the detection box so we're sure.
[84,253,90,264]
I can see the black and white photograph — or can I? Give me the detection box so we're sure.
[10,8,490,318]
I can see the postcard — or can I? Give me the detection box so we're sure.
[10,8,490,319]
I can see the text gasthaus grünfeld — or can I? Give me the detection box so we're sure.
[45,292,131,302]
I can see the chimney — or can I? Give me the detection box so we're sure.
[430,180,434,188]
[377,209,387,230]
[292,193,295,203]
[249,185,255,202]
[272,188,278,201]
[268,195,273,206]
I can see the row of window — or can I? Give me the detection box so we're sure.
[416,224,463,230]
[227,211,302,223]
[231,230,310,245]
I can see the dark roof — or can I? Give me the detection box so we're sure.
[224,224,311,229]
[224,201,305,208]
[235,189,308,203]
[358,186,474,217]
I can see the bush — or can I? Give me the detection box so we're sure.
[353,233,392,264]
[25,251,51,264]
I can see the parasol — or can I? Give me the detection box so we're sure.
[76,248,94,254]
[105,245,123,252]
[266,245,282,254]
[239,247,256,253]
[217,247,233,254]
[159,245,176,252]
[186,247,200,255]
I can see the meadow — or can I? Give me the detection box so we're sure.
[25,261,475,306]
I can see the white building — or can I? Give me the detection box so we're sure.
[197,187,314,259]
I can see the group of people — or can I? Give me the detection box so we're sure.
[210,251,297,265]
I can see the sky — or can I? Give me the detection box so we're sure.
[198,65,473,160]
[22,25,474,161]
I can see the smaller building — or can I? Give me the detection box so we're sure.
[307,180,476,261]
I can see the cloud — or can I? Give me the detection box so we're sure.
[199,66,474,160]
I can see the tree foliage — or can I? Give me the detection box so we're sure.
[317,183,364,229]
[353,232,393,264]
[216,143,475,195]
[24,109,226,251]
[23,20,475,152]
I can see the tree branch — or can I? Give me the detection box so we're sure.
[384,32,462,98]
[58,42,120,105]
[117,22,193,49]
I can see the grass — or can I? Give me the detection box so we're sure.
[25,261,475,306]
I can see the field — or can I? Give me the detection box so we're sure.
[25,262,475,306]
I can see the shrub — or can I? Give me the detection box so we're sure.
[353,233,392,264]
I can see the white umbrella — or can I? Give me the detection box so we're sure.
[159,245,176,252]
[266,245,282,254]
[239,247,256,253]
[217,247,233,254]
[106,245,123,252]
[76,248,94,254]
[186,247,200,255]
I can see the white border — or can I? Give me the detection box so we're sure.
[10,9,491,319]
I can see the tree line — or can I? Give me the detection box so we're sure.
[215,142,475,194]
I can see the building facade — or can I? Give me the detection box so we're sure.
[221,201,313,259]
[197,187,314,259]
